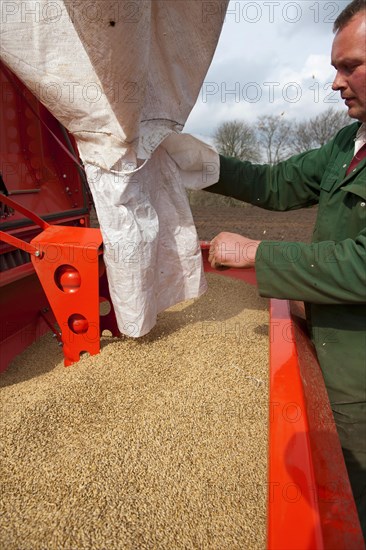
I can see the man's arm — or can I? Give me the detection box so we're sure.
[209,230,366,305]
[255,231,366,304]
[205,132,341,211]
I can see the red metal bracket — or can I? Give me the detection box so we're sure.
[1,195,120,366]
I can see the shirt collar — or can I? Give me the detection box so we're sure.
[354,122,366,154]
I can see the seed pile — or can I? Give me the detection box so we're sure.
[1,274,269,550]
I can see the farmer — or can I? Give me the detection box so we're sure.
[207,0,366,537]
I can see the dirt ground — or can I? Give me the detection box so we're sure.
[91,204,318,243]
[191,204,318,243]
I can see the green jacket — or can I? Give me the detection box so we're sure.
[207,122,366,413]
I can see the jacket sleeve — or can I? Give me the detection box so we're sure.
[255,229,366,304]
[206,139,337,211]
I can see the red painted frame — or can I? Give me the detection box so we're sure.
[268,299,364,549]
[201,243,364,549]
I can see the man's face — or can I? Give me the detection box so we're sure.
[331,12,366,122]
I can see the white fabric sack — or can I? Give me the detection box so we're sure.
[86,139,219,337]
[1,0,226,336]
[161,133,220,190]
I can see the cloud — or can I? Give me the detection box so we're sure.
[185,0,347,136]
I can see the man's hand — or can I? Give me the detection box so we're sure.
[208,232,261,269]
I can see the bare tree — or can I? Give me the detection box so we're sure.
[256,114,293,164]
[213,120,261,162]
[291,107,351,154]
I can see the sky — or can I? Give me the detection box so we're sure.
[184,0,349,139]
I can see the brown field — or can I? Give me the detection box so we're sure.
[191,204,318,243]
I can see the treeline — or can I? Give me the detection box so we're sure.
[213,107,351,164]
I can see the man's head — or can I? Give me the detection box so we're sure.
[331,0,366,122]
